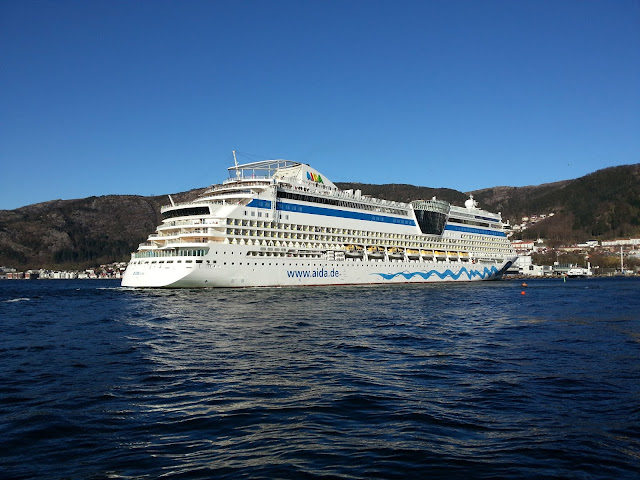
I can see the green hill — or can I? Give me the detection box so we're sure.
[0,189,205,270]
[1,165,638,270]
[470,164,640,242]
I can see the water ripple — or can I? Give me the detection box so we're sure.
[0,278,639,479]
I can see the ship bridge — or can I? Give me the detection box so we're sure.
[411,198,450,235]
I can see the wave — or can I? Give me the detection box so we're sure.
[371,265,500,281]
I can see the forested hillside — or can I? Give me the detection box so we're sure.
[0,189,205,270]
[1,165,638,270]
[472,164,640,242]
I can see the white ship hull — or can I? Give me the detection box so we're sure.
[122,244,514,288]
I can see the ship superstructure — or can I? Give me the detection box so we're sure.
[121,157,516,287]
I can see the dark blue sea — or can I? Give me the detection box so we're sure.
[1,277,639,479]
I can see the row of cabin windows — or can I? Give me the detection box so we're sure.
[224,227,510,251]
[134,249,208,258]
[134,259,217,265]
[277,191,409,217]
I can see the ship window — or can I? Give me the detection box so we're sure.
[196,260,203,263]
[162,206,210,220]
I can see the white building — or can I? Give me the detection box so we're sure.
[577,240,599,248]
[511,241,535,253]
[601,238,640,247]
[509,255,553,276]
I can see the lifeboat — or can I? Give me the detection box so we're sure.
[366,245,385,259]
[345,244,364,258]
[388,247,405,260]
[420,249,434,258]
[406,248,420,260]
[434,250,446,257]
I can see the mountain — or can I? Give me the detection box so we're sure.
[1,165,638,270]
[0,189,206,270]
[470,164,640,242]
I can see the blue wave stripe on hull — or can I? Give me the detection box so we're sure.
[372,266,500,281]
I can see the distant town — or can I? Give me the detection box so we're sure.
[1,212,639,281]
[1,262,127,280]
[508,237,639,277]
[507,211,639,276]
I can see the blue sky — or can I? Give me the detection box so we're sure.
[1,0,638,210]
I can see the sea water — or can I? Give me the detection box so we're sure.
[1,277,639,479]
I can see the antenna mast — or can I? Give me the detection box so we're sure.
[232,150,240,177]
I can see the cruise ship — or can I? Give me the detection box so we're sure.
[121,156,516,288]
